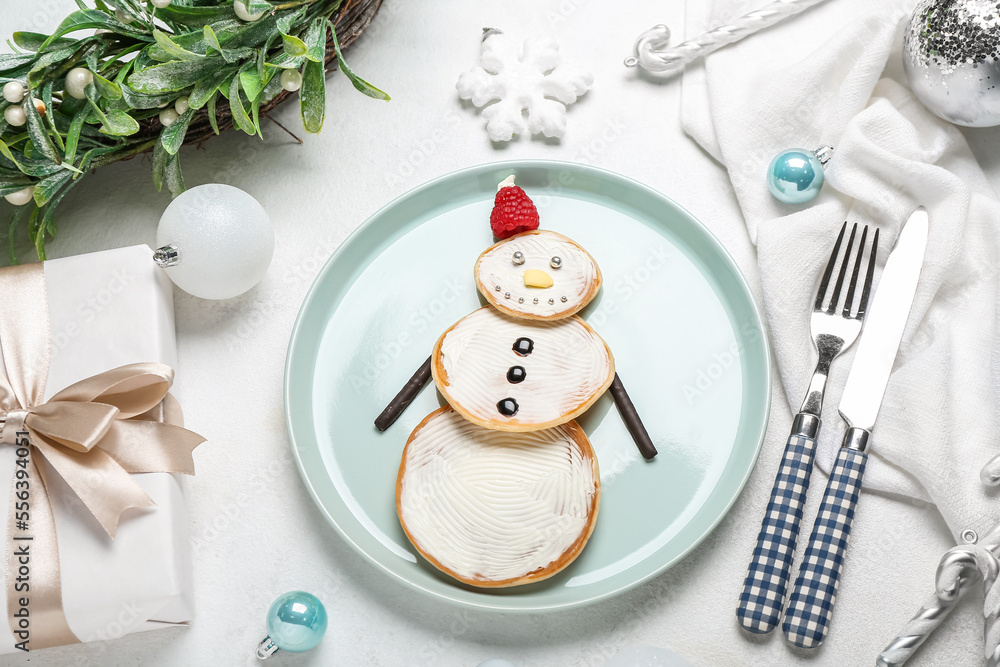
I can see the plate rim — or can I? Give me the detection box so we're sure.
[284,159,772,613]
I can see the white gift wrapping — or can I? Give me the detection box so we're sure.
[0,245,193,653]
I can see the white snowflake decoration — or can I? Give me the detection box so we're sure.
[456,31,594,142]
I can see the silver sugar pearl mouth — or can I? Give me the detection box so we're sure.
[512,251,525,266]
[548,298,554,304]
[533,298,538,304]
[518,297,524,303]
[504,292,511,299]
[561,296,568,302]
[495,285,501,291]
[550,256,562,269]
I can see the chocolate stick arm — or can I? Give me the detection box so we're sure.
[609,373,657,460]
[375,356,432,432]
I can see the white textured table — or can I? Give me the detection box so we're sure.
[0,1,994,665]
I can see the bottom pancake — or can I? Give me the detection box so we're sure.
[396,406,600,588]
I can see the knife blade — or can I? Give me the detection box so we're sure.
[782,208,929,649]
[838,207,928,432]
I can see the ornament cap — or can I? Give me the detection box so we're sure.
[813,145,835,167]
[152,244,181,268]
[256,636,278,660]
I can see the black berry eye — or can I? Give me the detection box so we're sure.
[549,256,562,269]
[507,366,526,383]
[497,398,519,416]
[512,337,533,356]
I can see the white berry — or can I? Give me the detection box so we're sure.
[174,96,190,114]
[159,108,179,126]
[3,105,26,126]
[2,81,24,104]
[4,186,34,206]
[280,69,302,92]
[65,68,94,100]
[233,0,265,21]
[31,99,46,117]
[114,9,134,23]
[151,0,172,8]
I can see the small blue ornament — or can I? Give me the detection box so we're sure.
[256,591,328,659]
[767,146,833,205]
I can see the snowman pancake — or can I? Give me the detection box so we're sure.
[431,306,615,431]
[475,230,601,320]
[397,406,600,587]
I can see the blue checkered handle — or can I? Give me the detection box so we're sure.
[783,444,869,649]
[736,416,818,634]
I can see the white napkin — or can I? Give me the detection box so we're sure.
[681,0,1000,536]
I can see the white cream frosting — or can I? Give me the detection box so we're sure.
[435,307,613,429]
[476,230,600,319]
[398,408,598,584]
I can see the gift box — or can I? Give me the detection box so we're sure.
[0,245,202,653]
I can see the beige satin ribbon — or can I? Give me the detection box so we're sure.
[0,262,205,650]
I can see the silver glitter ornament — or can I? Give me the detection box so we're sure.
[903,0,1000,127]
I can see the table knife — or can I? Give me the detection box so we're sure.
[782,208,929,649]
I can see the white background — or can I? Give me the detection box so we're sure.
[1,1,998,665]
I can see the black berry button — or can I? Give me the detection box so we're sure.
[506,366,526,383]
[512,337,534,356]
[497,398,519,416]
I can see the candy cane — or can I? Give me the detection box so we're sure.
[879,524,1000,666]
[624,0,833,76]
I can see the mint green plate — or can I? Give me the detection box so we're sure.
[285,160,770,612]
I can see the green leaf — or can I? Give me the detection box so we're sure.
[9,207,29,265]
[24,93,60,165]
[12,32,76,52]
[153,4,234,28]
[92,70,122,99]
[33,169,73,207]
[0,138,25,172]
[128,56,225,93]
[206,90,219,134]
[281,33,308,58]
[120,85,177,110]
[153,29,206,62]
[302,17,326,63]
[238,64,264,102]
[203,24,223,55]
[228,75,255,135]
[0,53,36,73]
[84,83,139,136]
[159,107,194,155]
[29,207,44,261]
[242,0,273,15]
[299,57,324,133]
[99,109,140,136]
[151,140,167,192]
[164,150,184,197]
[329,21,390,101]
[40,10,150,50]
[188,64,237,109]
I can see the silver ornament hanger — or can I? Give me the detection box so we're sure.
[625,0,833,76]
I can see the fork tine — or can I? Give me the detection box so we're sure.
[856,227,879,320]
[826,223,858,314]
[815,222,847,311]
[843,225,868,317]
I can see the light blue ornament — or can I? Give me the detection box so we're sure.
[767,146,833,205]
[256,591,328,659]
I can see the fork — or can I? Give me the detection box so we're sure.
[736,222,878,634]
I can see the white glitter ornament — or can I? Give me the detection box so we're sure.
[903,0,1000,127]
[456,30,593,142]
[154,184,274,300]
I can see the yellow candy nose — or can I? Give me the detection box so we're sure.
[524,269,553,288]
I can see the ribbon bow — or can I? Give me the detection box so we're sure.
[0,362,204,538]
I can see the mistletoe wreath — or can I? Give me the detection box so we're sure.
[0,0,386,263]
